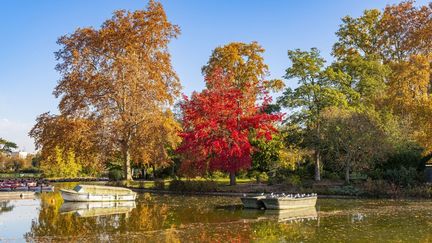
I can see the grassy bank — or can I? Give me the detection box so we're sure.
[107,178,432,199]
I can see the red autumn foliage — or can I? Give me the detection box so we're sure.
[177,69,282,177]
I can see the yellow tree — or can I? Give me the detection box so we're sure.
[202,42,284,106]
[333,1,432,153]
[32,1,181,180]
[379,2,432,152]
[30,113,101,177]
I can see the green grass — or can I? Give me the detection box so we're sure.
[110,177,257,190]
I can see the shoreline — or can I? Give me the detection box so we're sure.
[2,177,428,200]
[128,187,358,199]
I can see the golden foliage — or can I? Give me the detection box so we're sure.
[30,1,181,179]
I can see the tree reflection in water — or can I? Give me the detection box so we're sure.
[23,192,321,242]
[11,190,432,242]
[0,200,14,215]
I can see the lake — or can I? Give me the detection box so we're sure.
[1,183,432,242]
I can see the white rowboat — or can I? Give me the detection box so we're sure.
[60,185,136,202]
[261,196,317,210]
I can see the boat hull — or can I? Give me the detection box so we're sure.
[261,196,317,210]
[60,190,136,202]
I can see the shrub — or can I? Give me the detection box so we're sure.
[154,179,165,190]
[268,168,292,185]
[322,170,341,180]
[209,171,227,179]
[168,179,186,191]
[382,142,424,170]
[362,179,402,198]
[257,172,269,183]
[248,171,268,183]
[109,180,128,187]
[405,185,432,198]
[288,175,302,187]
[382,167,419,187]
[108,169,123,181]
[19,167,40,174]
[329,185,362,196]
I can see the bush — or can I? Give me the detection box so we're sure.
[248,171,268,183]
[209,171,227,179]
[362,179,401,198]
[168,179,217,192]
[168,179,186,191]
[268,168,292,185]
[382,142,424,170]
[108,169,123,181]
[329,185,362,196]
[322,170,341,180]
[288,175,301,187]
[153,179,165,190]
[405,185,432,198]
[19,167,40,173]
[382,167,419,187]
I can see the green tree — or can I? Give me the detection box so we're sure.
[0,138,17,154]
[251,133,292,181]
[320,108,390,183]
[332,1,432,153]
[278,48,350,181]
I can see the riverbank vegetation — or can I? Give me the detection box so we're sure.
[26,1,432,196]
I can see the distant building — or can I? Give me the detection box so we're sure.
[10,151,28,159]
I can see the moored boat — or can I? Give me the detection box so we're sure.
[0,179,52,192]
[60,184,137,202]
[261,194,317,210]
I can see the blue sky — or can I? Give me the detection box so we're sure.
[0,0,428,152]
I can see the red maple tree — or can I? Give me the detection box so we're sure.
[177,69,282,185]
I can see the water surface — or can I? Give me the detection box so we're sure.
[1,182,432,242]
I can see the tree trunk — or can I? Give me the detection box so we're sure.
[314,150,321,181]
[345,164,350,184]
[141,168,146,179]
[229,172,236,186]
[124,150,133,181]
[315,121,321,181]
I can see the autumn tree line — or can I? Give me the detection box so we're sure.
[30,1,432,186]
[0,138,40,173]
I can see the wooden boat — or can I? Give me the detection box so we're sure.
[240,195,266,209]
[261,195,317,210]
[60,201,136,217]
[60,185,136,202]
